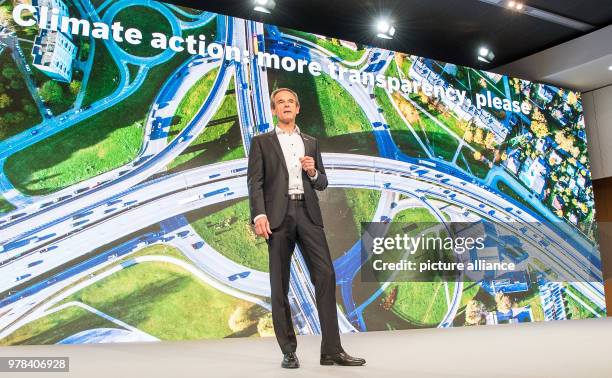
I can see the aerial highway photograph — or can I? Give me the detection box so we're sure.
[0,0,605,346]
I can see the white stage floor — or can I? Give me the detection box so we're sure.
[1,317,611,377]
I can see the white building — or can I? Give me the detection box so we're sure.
[35,0,70,18]
[31,0,76,82]
[32,29,76,82]
[539,281,567,321]
[339,39,358,51]
[519,157,547,195]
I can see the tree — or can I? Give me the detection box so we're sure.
[1,67,18,80]
[257,313,274,337]
[0,7,16,29]
[80,41,90,60]
[4,111,25,125]
[474,127,484,144]
[39,81,63,104]
[0,118,7,136]
[495,292,514,313]
[554,130,575,153]
[484,131,496,150]
[228,306,252,333]
[23,104,37,115]
[567,91,578,106]
[69,80,82,96]
[463,128,473,143]
[530,108,549,138]
[10,79,24,90]
[465,300,486,326]
[0,93,11,109]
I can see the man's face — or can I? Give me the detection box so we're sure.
[272,90,300,123]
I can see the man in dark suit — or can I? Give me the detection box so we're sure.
[247,88,366,368]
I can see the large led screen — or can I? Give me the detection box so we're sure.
[0,0,605,345]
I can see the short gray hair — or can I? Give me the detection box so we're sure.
[270,88,300,110]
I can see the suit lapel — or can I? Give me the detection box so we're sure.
[270,132,289,176]
[300,133,314,157]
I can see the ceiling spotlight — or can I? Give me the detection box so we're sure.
[253,0,276,14]
[507,1,524,10]
[608,65,612,71]
[376,18,396,39]
[478,46,495,63]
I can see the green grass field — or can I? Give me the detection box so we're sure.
[0,306,121,345]
[0,196,16,214]
[386,60,400,79]
[5,23,217,195]
[394,207,437,223]
[565,295,595,320]
[416,111,460,162]
[127,63,140,85]
[48,244,193,311]
[279,28,366,63]
[456,146,489,179]
[166,80,245,173]
[387,281,452,326]
[564,284,606,318]
[166,67,219,141]
[81,40,120,107]
[407,91,467,140]
[315,73,372,136]
[60,260,267,340]
[374,87,429,158]
[189,199,269,272]
[114,6,172,58]
[267,69,377,155]
[399,57,413,77]
[345,188,380,228]
[320,188,380,260]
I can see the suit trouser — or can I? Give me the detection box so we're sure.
[266,199,342,355]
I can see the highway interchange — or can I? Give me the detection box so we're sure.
[0,0,606,343]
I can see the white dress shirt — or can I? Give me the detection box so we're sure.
[253,125,318,223]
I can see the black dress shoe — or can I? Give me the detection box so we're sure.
[320,351,366,366]
[282,352,299,369]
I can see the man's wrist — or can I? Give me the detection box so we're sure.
[308,169,318,180]
[253,214,267,223]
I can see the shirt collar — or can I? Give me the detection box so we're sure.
[275,125,300,136]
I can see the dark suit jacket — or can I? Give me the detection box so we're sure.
[247,130,328,229]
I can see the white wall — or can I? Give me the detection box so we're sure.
[494,25,612,92]
[584,85,612,180]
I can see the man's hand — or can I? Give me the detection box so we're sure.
[299,156,316,177]
[254,215,272,239]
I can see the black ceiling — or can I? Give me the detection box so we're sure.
[166,0,612,69]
